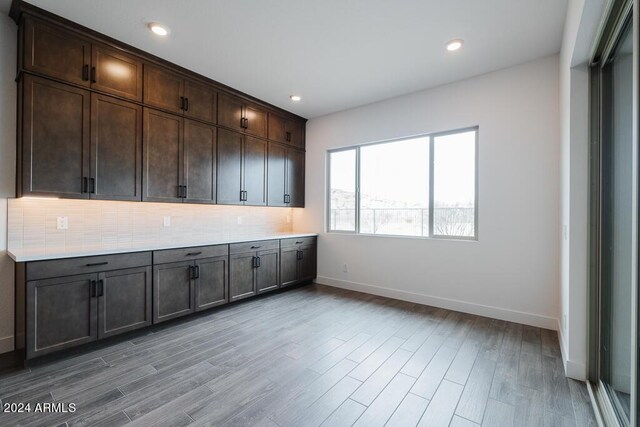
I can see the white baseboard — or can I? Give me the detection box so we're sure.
[315,276,558,330]
[556,319,587,381]
[0,335,14,354]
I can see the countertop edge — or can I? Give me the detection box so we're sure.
[8,233,319,263]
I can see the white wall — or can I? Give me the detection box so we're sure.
[295,55,561,330]
[0,7,17,354]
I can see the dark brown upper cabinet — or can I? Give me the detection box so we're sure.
[91,44,143,101]
[217,129,266,206]
[21,75,142,200]
[268,112,305,149]
[143,108,183,203]
[218,93,268,138]
[23,18,91,87]
[144,65,217,124]
[91,94,142,201]
[143,65,184,114]
[21,74,90,198]
[286,148,305,207]
[183,119,217,204]
[267,142,305,207]
[184,80,217,124]
[15,8,306,208]
[24,18,143,101]
[143,108,217,204]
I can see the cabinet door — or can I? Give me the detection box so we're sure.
[184,80,217,124]
[299,245,317,282]
[98,266,151,339]
[143,65,184,114]
[153,261,195,323]
[244,103,268,138]
[256,249,279,293]
[22,75,90,198]
[195,256,227,311]
[217,129,243,204]
[243,136,267,206]
[288,119,306,149]
[287,148,305,207]
[26,273,97,358]
[229,253,256,302]
[267,142,287,206]
[91,44,143,101]
[184,120,216,203]
[24,18,90,87]
[218,93,244,132]
[280,248,299,288]
[143,108,183,202]
[91,94,142,201]
[268,113,288,144]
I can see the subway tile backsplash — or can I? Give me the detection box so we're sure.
[7,198,294,258]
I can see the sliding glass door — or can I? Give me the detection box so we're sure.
[590,1,637,425]
[601,16,634,425]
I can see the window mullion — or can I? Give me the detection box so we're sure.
[355,146,361,234]
[428,136,435,237]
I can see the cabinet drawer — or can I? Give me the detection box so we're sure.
[154,245,228,264]
[229,239,279,254]
[280,236,317,248]
[26,252,152,281]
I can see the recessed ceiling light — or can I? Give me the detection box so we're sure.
[148,22,169,36]
[290,95,302,102]
[446,39,464,51]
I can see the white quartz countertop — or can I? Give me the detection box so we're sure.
[7,232,319,263]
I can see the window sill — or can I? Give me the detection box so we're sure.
[325,231,478,242]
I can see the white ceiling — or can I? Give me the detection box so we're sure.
[21,0,568,118]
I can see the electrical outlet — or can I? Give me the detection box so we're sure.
[342,263,348,273]
[163,216,171,227]
[237,216,243,225]
[56,216,68,230]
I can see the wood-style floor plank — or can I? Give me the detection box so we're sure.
[0,284,595,427]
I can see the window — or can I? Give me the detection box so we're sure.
[328,149,357,231]
[327,127,477,239]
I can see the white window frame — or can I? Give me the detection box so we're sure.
[326,126,479,241]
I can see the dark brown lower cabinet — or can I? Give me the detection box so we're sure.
[280,247,300,287]
[98,267,151,338]
[229,252,257,301]
[195,256,228,311]
[23,252,152,359]
[280,237,317,287]
[256,249,280,293]
[153,260,195,323]
[26,273,97,358]
[16,238,315,360]
[153,245,229,322]
[229,240,280,301]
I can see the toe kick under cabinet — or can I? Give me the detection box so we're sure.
[14,236,317,360]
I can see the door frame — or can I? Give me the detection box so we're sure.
[588,0,639,425]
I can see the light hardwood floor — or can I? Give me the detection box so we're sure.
[0,284,596,426]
